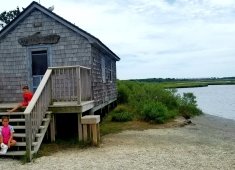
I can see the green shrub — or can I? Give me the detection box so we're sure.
[178,92,203,118]
[179,105,203,119]
[116,81,202,123]
[117,82,130,104]
[140,101,170,124]
[180,92,197,106]
[113,105,130,113]
[110,104,133,122]
[111,112,133,122]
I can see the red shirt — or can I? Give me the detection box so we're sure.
[21,91,33,106]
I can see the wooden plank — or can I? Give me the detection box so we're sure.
[97,123,100,143]
[25,114,32,161]
[83,124,87,141]
[0,112,24,116]
[14,132,44,138]
[77,67,81,104]
[78,113,82,141]
[52,101,94,106]
[48,105,82,113]
[92,124,97,145]
[5,151,26,156]
[14,142,38,146]
[0,118,26,122]
[49,65,91,70]
[48,101,94,114]
[81,115,100,124]
[50,114,55,142]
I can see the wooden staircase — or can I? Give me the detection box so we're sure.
[0,65,92,161]
[0,107,51,157]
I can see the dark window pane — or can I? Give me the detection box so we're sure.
[32,50,48,75]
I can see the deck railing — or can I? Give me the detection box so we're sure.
[24,65,92,161]
[50,65,92,104]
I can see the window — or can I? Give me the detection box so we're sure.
[31,50,48,91]
[101,56,106,83]
[106,60,112,82]
[101,56,113,83]
[32,50,48,75]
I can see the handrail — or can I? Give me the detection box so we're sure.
[24,69,52,161]
[24,69,52,114]
[49,65,91,70]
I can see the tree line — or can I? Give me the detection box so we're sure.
[129,77,235,83]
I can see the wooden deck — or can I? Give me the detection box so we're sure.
[49,100,94,113]
[0,101,94,114]
[0,103,18,110]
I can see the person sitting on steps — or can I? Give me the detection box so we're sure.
[7,85,33,113]
[0,116,17,154]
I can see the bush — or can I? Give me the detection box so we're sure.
[116,81,202,123]
[111,112,133,122]
[117,82,130,104]
[110,105,133,122]
[179,105,203,119]
[113,105,130,113]
[140,101,170,124]
[178,92,203,118]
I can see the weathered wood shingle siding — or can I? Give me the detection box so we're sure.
[91,46,117,106]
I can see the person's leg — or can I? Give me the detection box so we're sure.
[7,103,22,113]
[0,136,3,144]
[0,140,8,154]
[10,139,16,147]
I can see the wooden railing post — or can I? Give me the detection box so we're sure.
[25,114,32,162]
[76,66,81,104]
[89,69,92,100]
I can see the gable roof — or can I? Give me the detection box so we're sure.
[0,1,120,61]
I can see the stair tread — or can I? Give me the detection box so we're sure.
[13,125,46,129]
[15,142,38,146]
[4,151,26,156]
[0,117,50,122]
[14,133,43,137]
[4,150,37,156]
[0,118,26,122]
[0,111,51,116]
[0,112,24,115]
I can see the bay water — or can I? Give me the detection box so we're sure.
[177,85,235,120]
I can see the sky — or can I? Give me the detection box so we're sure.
[1,0,235,80]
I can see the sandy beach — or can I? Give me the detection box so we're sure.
[0,114,234,170]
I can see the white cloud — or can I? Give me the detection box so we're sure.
[1,0,235,79]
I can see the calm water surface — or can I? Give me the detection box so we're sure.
[177,85,235,120]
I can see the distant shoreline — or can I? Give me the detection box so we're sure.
[125,78,235,88]
[167,82,235,88]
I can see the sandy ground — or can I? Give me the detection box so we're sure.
[0,114,235,170]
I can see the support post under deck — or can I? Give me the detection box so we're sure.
[78,113,83,141]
